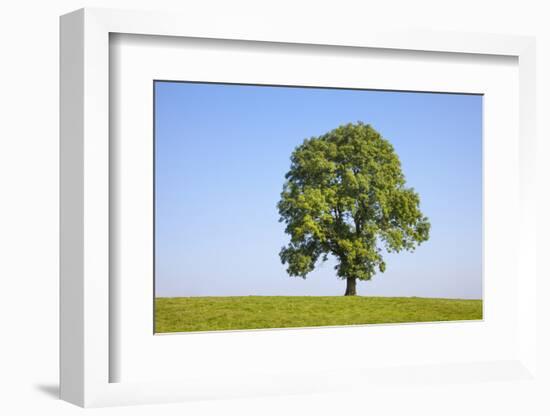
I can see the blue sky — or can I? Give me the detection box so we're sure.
[155,82,482,299]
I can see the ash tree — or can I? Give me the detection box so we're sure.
[277,122,430,296]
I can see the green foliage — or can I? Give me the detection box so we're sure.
[278,122,430,285]
[155,296,482,333]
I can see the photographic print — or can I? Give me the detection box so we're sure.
[154,81,482,333]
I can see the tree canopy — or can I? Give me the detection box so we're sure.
[277,122,430,295]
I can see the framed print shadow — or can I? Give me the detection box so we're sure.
[60,7,538,408]
[153,81,483,334]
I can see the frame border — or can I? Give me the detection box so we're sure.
[60,7,537,407]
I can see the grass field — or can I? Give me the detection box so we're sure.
[155,296,482,333]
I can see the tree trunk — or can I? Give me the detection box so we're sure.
[344,277,357,296]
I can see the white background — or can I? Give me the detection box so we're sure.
[1,1,549,415]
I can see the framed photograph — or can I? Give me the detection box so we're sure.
[60,8,538,407]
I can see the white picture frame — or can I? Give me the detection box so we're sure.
[60,7,537,407]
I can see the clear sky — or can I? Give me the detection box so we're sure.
[155,81,482,299]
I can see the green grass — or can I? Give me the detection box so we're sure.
[155,296,482,333]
